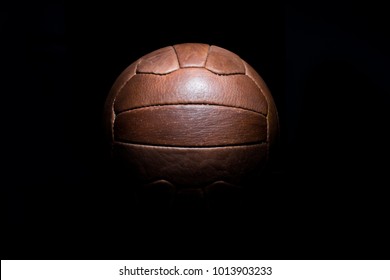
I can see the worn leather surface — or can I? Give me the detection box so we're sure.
[115,105,266,146]
[105,43,279,188]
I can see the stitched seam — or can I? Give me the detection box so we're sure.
[204,44,211,68]
[172,45,181,68]
[136,68,244,76]
[114,141,268,149]
[135,69,180,75]
[115,103,267,116]
[206,69,246,76]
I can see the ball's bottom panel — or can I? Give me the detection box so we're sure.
[113,142,268,187]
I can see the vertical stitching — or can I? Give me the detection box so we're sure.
[172,45,181,68]
[204,44,212,68]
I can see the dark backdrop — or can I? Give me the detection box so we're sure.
[2,0,389,259]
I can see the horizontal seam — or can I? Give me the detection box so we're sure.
[115,103,266,116]
[113,141,267,149]
[136,68,246,76]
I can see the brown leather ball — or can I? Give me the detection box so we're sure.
[104,43,279,189]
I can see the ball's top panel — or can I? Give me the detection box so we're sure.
[205,45,246,75]
[173,43,209,68]
[136,46,180,74]
[136,43,246,75]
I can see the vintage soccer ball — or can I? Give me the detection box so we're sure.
[104,43,279,208]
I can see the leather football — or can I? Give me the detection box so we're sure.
[104,43,279,190]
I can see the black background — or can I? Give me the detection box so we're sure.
[2,0,389,259]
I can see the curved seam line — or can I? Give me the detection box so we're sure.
[113,141,267,149]
[112,62,141,118]
[172,45,181,68]
[111,61,141,143]
[115,103,267,116]
[136,67,246,76]
[204,44,211,68]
